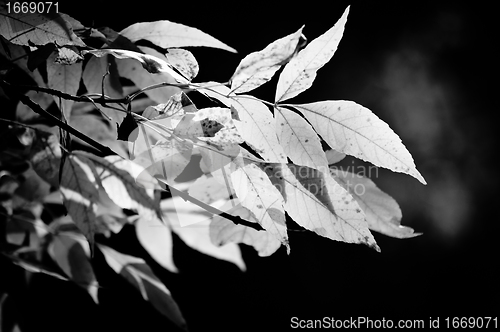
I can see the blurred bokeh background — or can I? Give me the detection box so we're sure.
[17,1,496,331]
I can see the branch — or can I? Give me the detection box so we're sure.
[0,80,119,156]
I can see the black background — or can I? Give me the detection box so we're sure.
[3,1,498,331]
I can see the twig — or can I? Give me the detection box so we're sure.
[0,80,118,156]
[163,182,265,231]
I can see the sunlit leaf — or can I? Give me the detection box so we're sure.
[231,163,288,250]
[162,196,246,270]
[195,81,233,107]
[275,7,349,102]
[231,26,304,94]
[131,139,192,186]
[120,20,237,53]
[330,169,421,239]
[275,106,327,171]
[55,46,83,65]
[76,152,161,219]
[210,199,281,256]
[165,48,199,81]
[268,163,379,250]
[292,101,426,184]
[98,244,186,330]
[188,174,234,204]
[231,96,287,162]
[325,148,346,165]
[136,215,177,273]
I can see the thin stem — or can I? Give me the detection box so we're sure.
[0,80,118,156]
[0,118,48,132]
[164,183,264,231]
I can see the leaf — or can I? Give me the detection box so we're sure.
[76,152,161,219]
[83,48,188,83]
[46,51,82,119]
[292,101,426,184]
[0,36,45,86]
[97,244,186,330]
[82,54,123,98]
[230,26,304,94]
[192,107,244,149]
[27,43,56,70]
[59,154,99,247]
[3,251,68,281]
[325,148,346,165]
[47,232,99,303]
[196,81,233,107]
[133,139,192,186]
[0,9,86,46]
[269,163,379,250]
[55,46,83,65]
[117,112,138,142]
[161,196,246,270]
[142,92,185,120]
[230,163,288,250]
[165,48,199,81]
[188,174,234,204]
[210,200,281,256]
[69,108,127,157]
[330,169,420,239]
[231,96,287,162]
[120,20,237,53]
[136,214,177,273]
[114,47,184,103]
[275,7,349,102]
[275,106,328,171]
[28,130,61,188]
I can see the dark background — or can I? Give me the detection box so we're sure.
[4,1,498,331]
